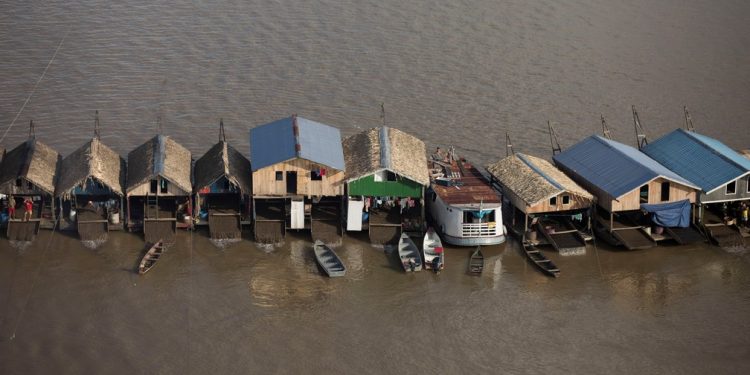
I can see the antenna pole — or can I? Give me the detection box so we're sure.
[684,106,695,132]
[548,121,562,156]
[94,110,101,139]
[219,118,226,142]
[505,133,514,157]
[601,114,612,140]
[380,103,386,127]
[632,105,648,150]
[28,120,35,139]
[157,116,162,135]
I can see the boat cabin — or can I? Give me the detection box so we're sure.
[427,148,506,246]
[55,137,126,242]
[250,115,346,243]
[126,135,192,244]
[193,136,252,240]
[343,127,429,244]
[642,128,750,246]
[0,138,61,241]
[486,152,594,254]
[554,135,700,249]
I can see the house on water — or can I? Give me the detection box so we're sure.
[0,133,61,241]
[126,135,192,244]
[553,135,701,249]
[642,128,750,246]
[250,115,346,243]
[193,122,252,240]
[342,126,429,244]
[55,135,126,242]
[486,152,594,254]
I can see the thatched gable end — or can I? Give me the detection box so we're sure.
[343,127,429,186]
[55,137,126,198]
[0,139,60,195]
[126,135,192,194]
[194,141,252,194]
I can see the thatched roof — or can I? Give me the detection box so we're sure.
[343,127,429,186]
[55,137,126,198]
[486,153,593,206]
[193,141,252,194]
[126,135,192,194]
[0,139,60,195]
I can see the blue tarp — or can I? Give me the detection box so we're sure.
[640,199,691,228]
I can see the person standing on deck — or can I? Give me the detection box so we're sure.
[7,197,16,220]
[23,198,33,221]
[741,202,748,228]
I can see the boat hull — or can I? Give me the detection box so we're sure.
[441,233,506,247]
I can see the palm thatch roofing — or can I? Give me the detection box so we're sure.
[55,137,126,198]
[486,153,593,207]
[126,135,192,195]
[0,139,61,195]
[343,127,429,186]
[194,141,252,194]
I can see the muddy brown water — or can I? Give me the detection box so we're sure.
[2,0,750,374]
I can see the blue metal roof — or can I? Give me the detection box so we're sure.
[642,129,750,193]
[553,135,697,198]
[250,116,345,172]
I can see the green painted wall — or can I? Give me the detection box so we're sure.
[348,174,423,198]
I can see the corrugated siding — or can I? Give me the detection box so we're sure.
[348,174,422,197]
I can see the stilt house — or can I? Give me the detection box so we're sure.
[642,128,750,246]
[486,153,594,253]
[55,137,126,242]
[250,115,345,243]
[342,126,429,244]
[0,136,61,241]
[553,135,700,249]
[126,135,192,244]
[193,125,252,240]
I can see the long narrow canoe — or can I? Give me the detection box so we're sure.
[313,240,346,277]
[423,227,444,271]
[398,233,422,272]
[469,246,483,274]
[522,242,560,277]
[138,239,164,275]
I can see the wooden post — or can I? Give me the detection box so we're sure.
[610,211,614,232]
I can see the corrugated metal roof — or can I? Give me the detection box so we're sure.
[250,116,345,171]
[553,135,698,199]
[642,129,750,193]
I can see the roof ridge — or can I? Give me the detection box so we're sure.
[380,126,391,170]
[516,153,564,191]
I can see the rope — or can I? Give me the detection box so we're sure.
[7,215,61,341]
[0,29,70,144]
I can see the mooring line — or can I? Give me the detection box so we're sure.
[0,28,70,144]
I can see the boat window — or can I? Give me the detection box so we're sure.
[549,196,557,206]
[463,210,495,223]
[562,195,570,205]
[386,171,397,181]
[160,179,169,194]
[660,181,670,201]
[150,179,158,194]
[640,184,649,203]
[726,181,736,195]
[275,171,283,181]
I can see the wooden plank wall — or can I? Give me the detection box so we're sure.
[252,158,345,197]
[501,183,591,215]
[611,177,696,212]
[127,176,189,197]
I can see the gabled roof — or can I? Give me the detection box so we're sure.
[126,135,192,194]
[553,135,698,199]
[343,127,429,186]
[0,139,60,195]
[486,153,593,206]
[55,137,126,197]
[643,129,750,193]
[250,115,345,172]
[194,141,252,194]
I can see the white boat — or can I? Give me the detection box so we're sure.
[422,227,444,270]
[398,232,422,272]
[313,240,346,277]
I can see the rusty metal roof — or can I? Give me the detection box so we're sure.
[431,158,500,205]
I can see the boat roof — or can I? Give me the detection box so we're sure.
[642,129,750,193]
[553,135,699,199]
[431,157,500,206]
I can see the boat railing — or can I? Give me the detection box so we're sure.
[461,222,497,237]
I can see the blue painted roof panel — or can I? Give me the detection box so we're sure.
[249,117,297,171]
[250,116,344,171]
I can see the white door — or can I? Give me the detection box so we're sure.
[347,199,364,231]
[290,200,305,229]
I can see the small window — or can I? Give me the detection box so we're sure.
[660,181,670,201]
[726,181,736,195]
[747,177,750,193]
[386,171,397,181]
[373,170,385,182]
[432,193,437,202]
[562,195,570,205]
[150,179,158,194]
[275,171,283,181]
[549,196,557,206]
[311,170,323,181]
[160,179,169,194]
[640,185,649,203]
[27,181,33,190]
[15,179,22,187]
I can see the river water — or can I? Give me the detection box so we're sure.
[1,0,750,374]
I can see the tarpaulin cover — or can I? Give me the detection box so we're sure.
[640,199,691,228]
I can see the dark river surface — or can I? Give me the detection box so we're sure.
[1,0,750,374]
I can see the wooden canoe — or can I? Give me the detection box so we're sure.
[422,227,444,271]
[313,240,346,277]
[469,246,484,274]
[138,239,164,275]
[522,242,559,277]
[398,232,422,272]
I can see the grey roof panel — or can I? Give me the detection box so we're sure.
[250,118,297,171]
[250,116,344,171]
[296,117,345,171]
